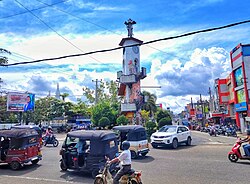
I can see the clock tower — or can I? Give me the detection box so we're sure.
[117,19,147,124]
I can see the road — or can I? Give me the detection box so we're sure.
[0,131,249,184]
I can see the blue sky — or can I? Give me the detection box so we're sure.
[1,0,250,113]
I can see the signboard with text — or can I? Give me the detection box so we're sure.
[7,92,35,112]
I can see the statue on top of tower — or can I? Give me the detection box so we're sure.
[124,18,136,37]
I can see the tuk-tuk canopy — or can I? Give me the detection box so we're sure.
[0,129,38,138]
[12,125,42,137]
[113,125,145,133]
[67,130,116,141]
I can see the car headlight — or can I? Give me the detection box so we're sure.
[163,136,171,138]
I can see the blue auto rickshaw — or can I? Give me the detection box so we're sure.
[59,130,119,178]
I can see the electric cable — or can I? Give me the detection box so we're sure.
[14,0,103,64]
[3,19,250,67]
[0,0,69,20]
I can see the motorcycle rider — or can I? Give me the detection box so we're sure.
[108,141,131,184]
[45,126,53,143]
[241,129,250,157]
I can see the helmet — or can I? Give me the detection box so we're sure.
[48,126,52,129]
[246,129,250,135]
[122,141,130,150]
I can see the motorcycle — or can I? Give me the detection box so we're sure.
[42,134,59,147]
[94,161,142,184]
[209,127,217,136]
[228,138,250,162]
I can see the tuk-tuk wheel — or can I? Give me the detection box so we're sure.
[60,161,68,171]
[131,151,138,159]
[31,159,39,165]
[92,169,100,179]
[10,161,21,170]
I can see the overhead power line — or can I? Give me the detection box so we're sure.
[2,19,250,67]
[14,0,103,64]
[0,0,69,20]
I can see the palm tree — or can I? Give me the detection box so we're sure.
[0,48,11,65]
[141,91,157,118]
[60,93,69,102]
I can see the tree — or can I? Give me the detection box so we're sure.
[158,117,172,128]
[98,117,110,129]
[141,110,150,125]
[156,109,171,123]
[60,93,69,102]
[141,91,157,118]
[145,121,157,137]
[116,115,129,125]
[91,102,116,127]
[0,48,11,65]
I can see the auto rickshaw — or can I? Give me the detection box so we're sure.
[12,125,43,147]
[59,130,119,178]
[0,128,42,170]
[113,125,150,159]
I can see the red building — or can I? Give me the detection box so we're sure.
[230,43,250,132]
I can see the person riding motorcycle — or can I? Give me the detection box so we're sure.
[45,126,53,143]
[240,129,250,156]
[108,141,131,184]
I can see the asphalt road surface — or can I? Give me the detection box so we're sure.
[0,131,249,184]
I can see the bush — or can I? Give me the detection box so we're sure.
[98,117,110,129]
[116,115,129,125]
[145,121,157,138]
[158,117,172,128]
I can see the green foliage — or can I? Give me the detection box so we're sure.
[98,117,110,128]
[91,102,116,127]
[141,91,157,117]
[158,117,172,128]
[116,115,129,125]
[0,96,18,123]
[145,121,157,138]
[0,48,11,65]
[156,109,171,123]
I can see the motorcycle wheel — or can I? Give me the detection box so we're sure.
[60,161,68,171]
[228,153,238,162]
[128,180,139,184]
[94,178,105,184]
[53,139,59,147]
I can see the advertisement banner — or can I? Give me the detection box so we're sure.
[7,92,35,112]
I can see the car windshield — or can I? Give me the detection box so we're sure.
[158,126,176,133]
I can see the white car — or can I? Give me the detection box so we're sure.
[150,125,192,149]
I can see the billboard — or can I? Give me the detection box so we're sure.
[7,92,35,112]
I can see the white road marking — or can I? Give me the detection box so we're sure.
[1,175,89,184]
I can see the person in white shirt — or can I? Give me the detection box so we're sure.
[108,141,131,184]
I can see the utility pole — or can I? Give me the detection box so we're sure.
[92,79,102,105]
[208,87,212,112]
[200,94,204,126]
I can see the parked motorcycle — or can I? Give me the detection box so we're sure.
[209,127,217,136]
[42,135,59,147]
[225,127,237,137]
[94,161,142,184]
[228,138,250,162]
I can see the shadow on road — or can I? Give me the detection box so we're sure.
[0,163,41,174]
[59,170,93,183]
[233,161,250,165]
[132,155,155,163]
[151,145,196,151]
